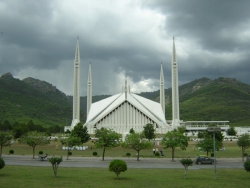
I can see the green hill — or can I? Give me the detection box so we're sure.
[178,77,250,126]
[139,77,250,126]
[0,73,84,127]
[1,72,250,128]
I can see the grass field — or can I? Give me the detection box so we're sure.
[2,140,244,159]
[0,166,249,188]
[1,140,249,187]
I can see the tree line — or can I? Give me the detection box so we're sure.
[0,119,63,138]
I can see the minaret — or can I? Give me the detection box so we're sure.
[71,37,81,129]
[160,63,165,118]
[171,37,180,128]
[87,62,92,118]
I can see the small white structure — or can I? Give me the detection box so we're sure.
[235,127,250,136]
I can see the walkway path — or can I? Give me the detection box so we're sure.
[2,155,245,169]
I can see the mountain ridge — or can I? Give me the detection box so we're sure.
[0,72,250,127]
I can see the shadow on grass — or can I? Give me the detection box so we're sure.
[0,173,11,177]
[109,176,133,181]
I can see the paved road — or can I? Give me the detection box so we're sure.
[2,155,245,169]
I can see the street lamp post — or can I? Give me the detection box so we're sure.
[207,127,221,179]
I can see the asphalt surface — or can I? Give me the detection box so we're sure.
[2,155,245,169]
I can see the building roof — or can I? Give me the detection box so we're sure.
[86,91,167,126]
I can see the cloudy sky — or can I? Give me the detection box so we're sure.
[0,0,250,96]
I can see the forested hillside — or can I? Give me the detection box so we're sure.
[139,77,250,126]
[1,72,250,128]
[0,73,84,127]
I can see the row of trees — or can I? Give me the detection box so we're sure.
[94,124,188,161]
[0,122,90,158]
[1,122,250,162]
[0,119,63,138]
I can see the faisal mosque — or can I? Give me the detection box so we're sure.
[64,38,229,134]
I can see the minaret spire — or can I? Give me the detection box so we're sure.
[125,79,127,100]
[171,36,180,128]
[87,62,92,118]
[71,37,81,129]
[160,63,165,118]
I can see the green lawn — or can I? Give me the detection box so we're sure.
[0,166,249,188]
[2,140,244,159]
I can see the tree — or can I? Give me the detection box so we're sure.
[0,132,12,156]
[12,123,28,139]
[61,136,82,160]
[180,158,193,179]
[95,128,121,161]
[227,127,237,136]
[0,157,5,170]
[20,131,49,159]
[143,123,156,141]
[244,161,250,174]
[237,134,250,161]
[161,131,188,161]
[176,126,186,134]
[109,159,127,180]
[70,123,90,143]
[49,156,63,177]
[196,137,214,156]
[0,120,12,131]
[196,129,223,156]
[129,128,135,134]
[122,132,153,161]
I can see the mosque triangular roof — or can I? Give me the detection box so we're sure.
[86,91,166,126]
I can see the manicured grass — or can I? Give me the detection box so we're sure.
[3,140,244,159]
[0,166,249,188]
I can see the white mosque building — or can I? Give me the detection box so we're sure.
[64,37,230,134]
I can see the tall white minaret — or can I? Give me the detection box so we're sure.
[87,62,92,118]
[171,37,180,128]
[160,63,165,118]
[71,37,81,129]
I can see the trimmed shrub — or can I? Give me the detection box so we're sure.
[93,151,97,156]
[0,157,5,170]
[109,159,127,179]
[68,151,72,156]
[39,151,43,155]
[9,150,14,154]
[211,153,214,157]
[180,158,193,179]
[49,156,63,177]
[126,153,131,157]
[244,161,250,173]
[244,153,248,157]
[155,152,160,156]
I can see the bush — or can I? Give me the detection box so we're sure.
[244,161,250,173]
[244,153,248,157]
[39,151,43,155]
[0,157,5,170]
[109,159,127,179]
[68,151,72,156]
[93,151,97,156]
[49,156,63,177]
[126,153,131,157]
[9,150,14,154]
[180,158,193,179]
[155,152,160,156]
[211,153,214,157]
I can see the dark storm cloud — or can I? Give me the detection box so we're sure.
[0,0,249,96]
[142,0,250,86]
